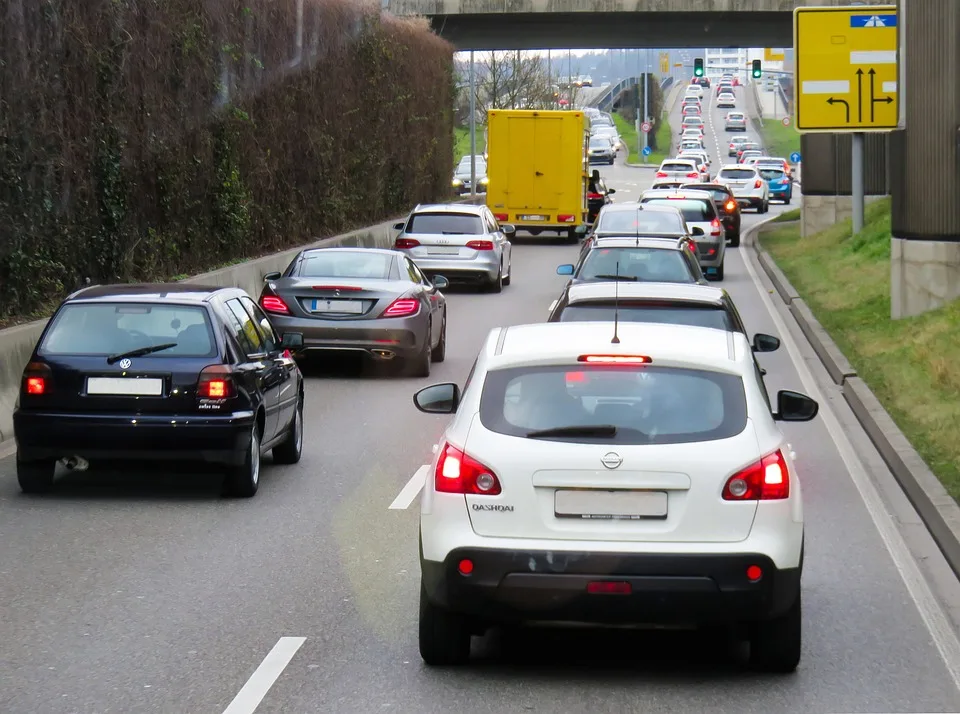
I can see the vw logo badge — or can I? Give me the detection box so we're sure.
[601,452,623,470]
[119,358,132,370]
[334,289,340,297]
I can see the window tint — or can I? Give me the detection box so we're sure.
[298,251,393,279]
[407,213,484,235]
[41,303,216,357]
[239,297,278,353]
[479,365,747,445]
[590,137,611,147]
[596,209,684,234]
[759,168,786,180]
[719,169,757,180]
[579,247,696,283]
[225,299,264,355]
[558,303,735,330]
[642,199,714,222]
[661,162,697,172]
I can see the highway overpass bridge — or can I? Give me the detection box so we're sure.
[385,0,844,50]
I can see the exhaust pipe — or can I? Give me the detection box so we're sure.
[371,349,395,360]
[60,455,90,472]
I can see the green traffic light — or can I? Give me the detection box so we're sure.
[694,58,704,77]
[752,60,762,78]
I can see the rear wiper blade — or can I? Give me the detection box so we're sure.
[525,425,618,439]
[591,274,638,281]
[107,343,177,364]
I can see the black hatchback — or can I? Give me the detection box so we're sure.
[13,284,304,497]
[681,182,743,246]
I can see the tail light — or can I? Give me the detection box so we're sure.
[655,171,667,178]
[381,297,420,318]
[197,365,236,399]
[558,214,576,223]
[494,213,508,221]
[22,361,51,395]
[394,238,420,249]
[710,218,721,236]
[260,295,290,315]
[725,200,737,212]
[722,450,789,500]
[587,192,603,200]
[686,172,699,178]
[578,354,651,364]
[754,179,763,188]
[435,442,501,495]
[466,240,494,251]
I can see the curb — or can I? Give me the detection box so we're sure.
[748,218,960,581]
[624,163,658,170]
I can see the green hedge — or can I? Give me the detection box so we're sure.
[0,0,453,324]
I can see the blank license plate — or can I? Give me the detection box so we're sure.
[555,490,667,520]
[87,377,163,396]
[520,214,547,221]
[426,246,460,255]
[311,299,364,314]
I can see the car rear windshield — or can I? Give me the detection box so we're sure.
[479,365,747,445]
[558,302,735,330]
[728,114,745,120]
[682,118,703,124]
[759,168,787,180]
[590,137,611,147]
[406,212,484,235]
[596,210,684,234]
[299,251,394,279]
[719,169,756,179]
[642,198,715,222]
[661,162,696,172]
[579,247,695,283]
[40,303,216,357]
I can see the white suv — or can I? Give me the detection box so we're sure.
[413,321,819,672]
[716,164,770,213]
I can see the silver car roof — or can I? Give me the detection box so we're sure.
[566,281,727,305]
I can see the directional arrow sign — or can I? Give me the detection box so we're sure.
[794,5,899,132]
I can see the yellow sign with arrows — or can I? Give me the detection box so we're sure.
[794,5,899,132]
[659,52,669,75]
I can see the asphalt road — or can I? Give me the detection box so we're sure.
[3,86,960,714]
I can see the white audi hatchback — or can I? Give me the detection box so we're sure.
[412,321,819,671]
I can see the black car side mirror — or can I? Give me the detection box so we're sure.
[691,227,705,236]
[774,390,819,422]
[414,383,460,414]
[607,188,616,195]
[264,271,281,282]
[752,333,781,353]
[280,332,304,350]
[393,221,406,231]
[432,275,450,290]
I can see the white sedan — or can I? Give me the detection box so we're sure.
[412,320,819,671]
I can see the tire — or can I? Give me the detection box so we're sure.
[272,395,303,465]
[419,581,471,666]
[502,260,511,287]
[224,423,261,498]
[784,193,792,205]
[729,233,741,248]
[566,228,580,245]
[17,457,55,494]
[749,589,802,673]
[406,325,432,377]
[715,262,725,280]
[431,309,447,363]
[486,267,503,294]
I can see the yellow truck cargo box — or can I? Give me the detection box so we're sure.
[485,109,589,239]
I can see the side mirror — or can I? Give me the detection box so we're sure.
[263,271,281,281]
[691,227,705,236]
[501,224,516,236]
[752,333,781,353]
[774,390,819,422]
[591,169,600,180]
[548,299,558,313]
[607,188,616,195]
[414,383,460,414]
[574,225,587,235]
[432,275,450,290]
[393,221,406,231]
[280,332,304,350]
[556,264,575,276]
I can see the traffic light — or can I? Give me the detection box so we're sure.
[694,58,704,77]
[751,59,762,79]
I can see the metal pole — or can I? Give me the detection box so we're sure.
[547,49,551,106]
[852,132,864,234]
[568,49,572,106]
[642,49,649,157]
[469,51,477,200]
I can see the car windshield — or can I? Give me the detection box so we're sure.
[456,159,485,173]
[579,247,695,283]
[590,137,611,147]
[642,199,714,222]
[728,114,744,120]
[759,168,787,180]
[596,210,684,234]
[479,364,747,445]
[40,303,216,357]
[406,212,483,235]
[719,168,757,179]
[299,251,394,279]
[558,302,734,330]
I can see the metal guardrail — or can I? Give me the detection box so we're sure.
[586,75,672,113]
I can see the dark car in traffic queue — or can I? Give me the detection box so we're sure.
[587,170,616,224]
[681,182,743,246]
[13,284,304,497]
[259,247,448,377]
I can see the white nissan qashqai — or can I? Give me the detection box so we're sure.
[413,321,819,672]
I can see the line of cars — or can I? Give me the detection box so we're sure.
[586,108,623,165]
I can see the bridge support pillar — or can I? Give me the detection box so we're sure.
[889,0,960,318]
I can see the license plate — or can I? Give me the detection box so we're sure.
[426,246,460,255]
[555,489,668,520]
[520,214,547,221]
[311,299,364,314]
[87,377,163,396]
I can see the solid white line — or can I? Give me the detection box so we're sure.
[802,80,851,95]
[221,637,305,714]
[389,465,428,510]
[742,225,960,694]
[882,81,898,93]
[850,50,897,65]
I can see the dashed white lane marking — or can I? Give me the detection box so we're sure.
[0,440,17,459]
[222,637,306,714]
[389,465,428,510]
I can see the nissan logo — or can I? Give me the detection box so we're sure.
[118,358,132,370]
[601,452,622,469]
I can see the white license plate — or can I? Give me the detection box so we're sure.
[87,377,163,396]
[520,214,547,221]
[555,489,668,520]
[311,299,364,314]
[426,246,460,255]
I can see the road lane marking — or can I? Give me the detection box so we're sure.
[389,465,428,510]
[222,637,305,714]
[742,224,960,694]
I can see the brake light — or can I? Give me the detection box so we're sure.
[725,200,737,212]
[466,240,494,251]
[587,581,631,595]
[260,295,290,315]
[656,171,667,178]
[22,361,51,396]
[435,442,501,495]
[26,377,45,395]
[686,172,699,178]
[381,297,419,318]
[754,179,762,188]
[197,365,236,399]
[394,237,420,249]
[578,354,652,364]
[710,218,721,236]
[558,214,576,223]
[494,213,508,221]
[587,192,603,200]
[722,449,789,500]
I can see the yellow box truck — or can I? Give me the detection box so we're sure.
[485,109,589,242]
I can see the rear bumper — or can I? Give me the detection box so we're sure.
[268,313,427,357]
[694,239,724,267]
[769,185,792,198]
[414,254,500,284]
[13,410,254,465]
[589,153,615,163]
[421,548,801,625]
[720,215,741,235]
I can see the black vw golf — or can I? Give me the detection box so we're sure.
[13,284,304,497]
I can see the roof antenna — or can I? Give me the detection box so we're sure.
[611,260,621,345]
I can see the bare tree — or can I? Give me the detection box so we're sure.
[454,51,565,123]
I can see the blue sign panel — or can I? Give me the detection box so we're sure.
[790,151,802,163]
[850,14,897,28]
[642,146,652,156]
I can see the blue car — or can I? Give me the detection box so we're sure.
[759,167,793,204]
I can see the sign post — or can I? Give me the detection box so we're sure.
[794,5,898,235]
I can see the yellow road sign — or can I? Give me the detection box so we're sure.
[794,5,898,132]
[659,52,669,74]
[765,48,786,62]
